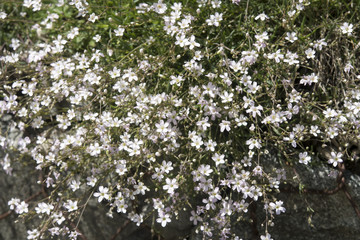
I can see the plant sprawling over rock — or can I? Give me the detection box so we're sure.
[1,0,360,239]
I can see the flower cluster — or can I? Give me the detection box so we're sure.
[0,0,359,239]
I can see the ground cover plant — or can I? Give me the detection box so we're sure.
[1,0,360,239]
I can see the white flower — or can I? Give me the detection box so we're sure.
[344,62,353,73]
[10,38,21,50]
[175,34,190,47]
[0,11,7,19]
[310,125,320,137]
[156,120,170,134]
[305,48,315,59]
[188,35,200,49]
[205,139,217,151]
[171,2,182,11]
[206,12,223,27]
[190,210,202,225]
[219,120,231,132]
[191,135,204,149]
[246,105,263,118]
[35,202,54,215]
[198,164,213,177]
[283,132,297,148]
[88,142,102,156]
[134,182,149,195]
[49,227,60,236]
[153,0,167,14]
[208,187,222,202]
[86,176,97,187]
[220,91,233,103]
[285,32,298,43]
[122,68,138,82]
[229,60,243,72]
[163,178,178,194]
[260,233,273,240]
[299,152,311,165]
[300,73,319,85]
[69,231,80,240]
[178,18,190,29]
[15,201,28,214]
[246,138,261,150]
[116,160,127,176]
[170,75,184,86]
[69,180,81,192]
[212,153,226,167]
[23,0,42,11]
[94,186,111,202]
[8,198,20,210]
[283,51,299,65]
[328,152,343,167]
[269,200,286,215]
[27,229,40,239]
[64,200,78,212]
[255,12,269,21]
[161,161,173,173]
[327,127,338,139]
[114,26,125,37]
[267,50,284,63]
[88,13,99,23]
[67,27,79,39]
[157,212,171,227]
[253,165,263,175]
[340,22,353,36]
[313,38,327,50]
[93,34,101,42]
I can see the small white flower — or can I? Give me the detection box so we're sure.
[27,229,40,240]
[153,0,167,14]
[94,186,111,202]
[305,48,315,59]
[157,212,171,227]
[35,202,54,215]
[328,152,343,167]
[255,12,269,21]
[8,198,20,210]
[340,22,353,36]
[175,34,190,48]
[134,182,149,195]
[310,125,320,137]
[246,138,261,150]
[191,135,204,149]
[219,120,231,132]
[156,120,169,134]
[88,13,99,23]
[114,26,125,37]
[0,11,7,19]
[93,34,101,42]
[64,200,78,212]
[299,152,311,165]
[188,35,200,49]
[285,32,298,43]
[163,178,178,194]
[212,153,225,166]
[269,200,286,215]
[206,12,223,27]
[260,233,273,240]
[344,62,353,74]
[15,201,28,214]
[220,91,234,103]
